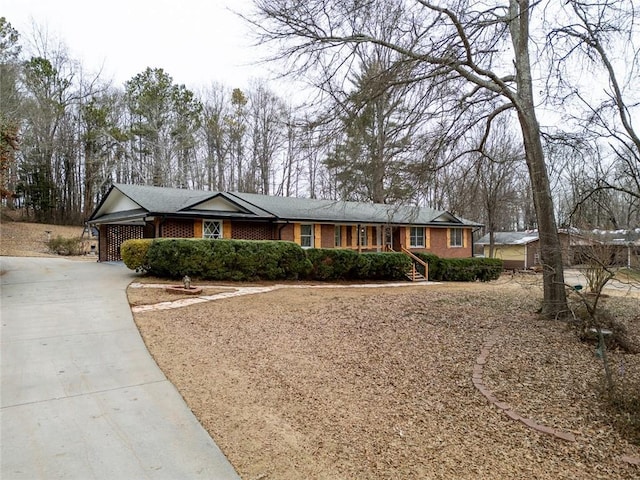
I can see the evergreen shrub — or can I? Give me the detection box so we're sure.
[305,248,360,280]
[305,249,411,280]
[142,238,311,281]
[415,252,502,281]
[121,239,153,271]
[357,252,411,280]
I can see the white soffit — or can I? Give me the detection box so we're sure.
[95,190,142,217]
[189,196,243,212]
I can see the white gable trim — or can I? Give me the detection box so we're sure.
[187,195,247,213]
[432,212,461,223]
[93,189,143,218]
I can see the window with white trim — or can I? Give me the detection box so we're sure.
[359,226,368,247]
[300,224,314,248]
[203,220,223,239]
[410,227,425,248]
[334,225,342,247]
[449,228,463,247]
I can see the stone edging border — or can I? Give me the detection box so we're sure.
[473,333,640,467]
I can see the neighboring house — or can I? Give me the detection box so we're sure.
[476,230,600,270]
[88,184,482,262]
[589,229,640,268]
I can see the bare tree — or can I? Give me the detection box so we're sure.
[248,80,286,195]
[250,0,568,316]
[547,1,640,203]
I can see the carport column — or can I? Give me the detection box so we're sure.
[524,243,528,269]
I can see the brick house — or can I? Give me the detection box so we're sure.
[88,184,482,262]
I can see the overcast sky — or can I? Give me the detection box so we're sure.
[2,0,278,91]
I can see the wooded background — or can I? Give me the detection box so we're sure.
[1,3,638,233]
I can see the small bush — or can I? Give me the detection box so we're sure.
[121,239,153,272]
[46,235,83,256]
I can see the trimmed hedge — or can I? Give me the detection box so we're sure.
[121,237,501,283]
[305,248,411,281]
[356,252,412,280]
[305,248,360,280]
[140,238,311,281]
[415,253,502,282]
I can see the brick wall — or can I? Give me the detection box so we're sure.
[231,221,274,240]
[162,219,194,238]
[321,224,335,248]
[427,228,472,258]
[279,224,295,242]
[100,224,144,262]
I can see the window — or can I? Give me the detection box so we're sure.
[449,228,463,247]
[334,225,342,247]
[300,224,314,248]
[410,227,425,248]
[384,226,393,247]
[203,220,223,239]
[359,226,368,247]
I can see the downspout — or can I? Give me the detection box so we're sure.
[524,243,528,270]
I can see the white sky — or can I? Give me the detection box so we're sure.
[2,0,278,91]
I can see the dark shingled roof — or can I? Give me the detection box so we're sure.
[90,184,482,227]
[114,183,217,213]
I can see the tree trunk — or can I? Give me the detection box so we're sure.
[519,113,567,316]
[510,0,567,317]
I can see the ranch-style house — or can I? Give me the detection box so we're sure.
[88,183,482,263]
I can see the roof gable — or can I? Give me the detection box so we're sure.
[432,212,462,223]
[114,183,215,213]
[92,187,144,219]
[187,195,249,213]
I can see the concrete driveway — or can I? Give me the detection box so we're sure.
[0,257,240,479]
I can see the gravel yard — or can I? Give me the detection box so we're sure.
[131,280,640,480]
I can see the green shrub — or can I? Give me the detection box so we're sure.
[415,253,502,282]
[358,252,411,280]
[305,248,360,280]
[304,249,410,281]
[121,239,153,271]
[46,235,83,256]
[415,253,443,280]
[143,238,311,281]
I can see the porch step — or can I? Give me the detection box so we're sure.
[405,266,427,282]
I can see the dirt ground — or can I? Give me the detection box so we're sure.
[131,280,640,480]
[0,213,94,258]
